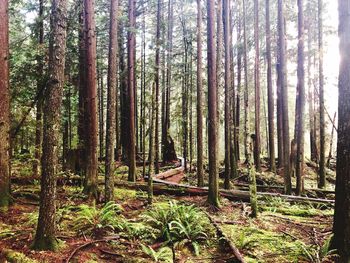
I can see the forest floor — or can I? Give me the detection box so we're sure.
[0,157,338,263]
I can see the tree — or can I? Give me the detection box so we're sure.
[33,0,67,250]
[83,0,99,198]
[277,0,291,194]
[331,0,350,259]
[162,0,177,164]
[243,0,249,163]
[0,0,10,210]
[207,0,219,207]
[223,0,231,189]
[254,0,261,172]
[318,0,326,189]
[127,0,136,182]
[265,0,276,173]
[295,0,305,195]
[33,0,44,177]
[105,0,119,202]
[196,0,204,187]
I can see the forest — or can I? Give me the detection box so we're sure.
[0,0,350,262]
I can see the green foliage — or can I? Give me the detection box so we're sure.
[73,201,123,237]
[142,201,212,255]
[140,244,173,263]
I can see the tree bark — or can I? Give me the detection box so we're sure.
[265,0,276,173]
[278,0,291,194]
[154,0,161,174]
[77,0,86,176]
[331,0,350,259]
[83,0,99,198]
[0,0,10,210]
[223,0,231,189]
[295,0,305,195]
[33,0,44,177]
[318,0,325,189]
[254,0,261,172]
[196,0,204,187]
[127,0,137,181]
[207,0,219,207]
[243,0,249,164]
[105,0,119,202]
[33,0,67,250]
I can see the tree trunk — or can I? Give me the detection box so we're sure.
[265,0,276,173]
[127,0,136,181]
[33,0,67,250]
[278,0,291,194]
[295,0,305,195]
[331,0,350,259]
[196,0,204,187]
[78,0,86,175]
[243,0,249,164]
[148,83,156,204]
[207,0,219,207]
[254,0,261,172]
[105,0,119,202]
[326,112,336,168]
[0,0,10,210]
[235,10,242,162]
[223,0,231,189]
[318,0,325,189]
[83,0,99,198]
[154,0,161,174]
[33,0,44,177]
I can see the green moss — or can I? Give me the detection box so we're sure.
[224,224,317,262]
[114,188,137,201]
[1,249,39,263]
[32,236,63,252]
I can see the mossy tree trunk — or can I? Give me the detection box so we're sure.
[33,0,67,251]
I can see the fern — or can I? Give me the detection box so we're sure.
[141,244,173,262]
[73,201,123,237]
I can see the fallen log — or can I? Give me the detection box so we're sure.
[153,177,334,205]
[203,210,245,263]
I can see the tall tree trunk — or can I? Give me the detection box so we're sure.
[243,0,249,163]
[254,0,261,172]
[295,0,305,195]
[307,15,317,163]
[78,0,86,175]
[235,7,242,162]
[0,0,10,210]
[154,0,161,174]
[318,0,325,188]
[207,0,219,207]
[265,0,276,172]
[33,0,44,177]
[162,0,177,163]
[189,46,194,172]
[331,0,350,259]
[216,0,222,129]
[148,83,156,204]
[229,4,238,179]
[83,0,99,198]
[33,0,67,250]
[278,0,291,194]
[223,0,231,189]
[196,0,204,187]
[127,0,137,181]
[105,0,118,202]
